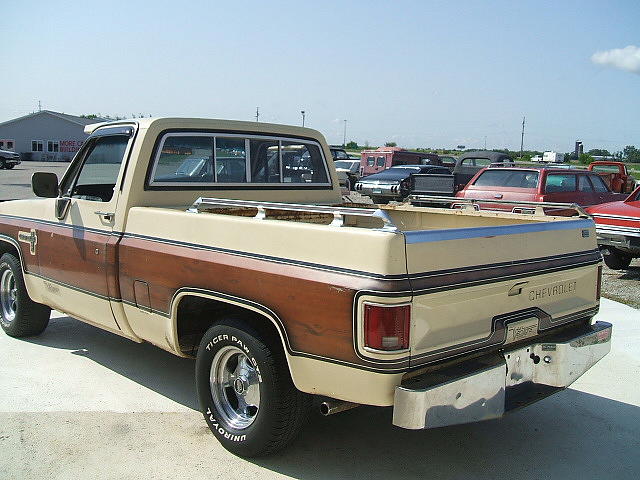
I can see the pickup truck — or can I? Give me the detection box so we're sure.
[0,148,21,170]
[0,118,611,457]
[411,151,513,199]
[588,161,636,194]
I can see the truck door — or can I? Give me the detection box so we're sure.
[35,127,134,331]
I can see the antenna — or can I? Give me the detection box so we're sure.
[38,100,42,112]
[343,119,348,147]
[255,107,259,122]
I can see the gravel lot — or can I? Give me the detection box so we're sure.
[3,162,638,309]
[601,261,640,308]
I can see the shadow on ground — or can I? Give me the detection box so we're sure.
[23,315,198,410]
[20,315,640,480]
[252,390,639,479]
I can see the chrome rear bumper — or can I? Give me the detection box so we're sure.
[392,321,612,429]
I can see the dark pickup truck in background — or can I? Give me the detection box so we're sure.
[0,149,21,170]
[411,150,512,197]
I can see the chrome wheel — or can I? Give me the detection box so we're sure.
[210,346,261,429]
[0,269,17,323]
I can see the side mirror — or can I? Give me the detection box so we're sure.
[32,172,59,198]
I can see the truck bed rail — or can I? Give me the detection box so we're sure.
[408,195,590,218]
[188,197,401,232]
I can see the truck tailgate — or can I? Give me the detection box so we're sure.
[403,218,601,366]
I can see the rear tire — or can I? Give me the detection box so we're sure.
[601,248,633,270]
[5,164,14,169]
[0,253,51,337]
[195,318,310,457]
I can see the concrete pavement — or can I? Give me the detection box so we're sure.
[1,299,638,479]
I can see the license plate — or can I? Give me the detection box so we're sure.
[504,317,538,345]
[372,189,382,194]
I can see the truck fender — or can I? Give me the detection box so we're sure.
[169,287,298,377]
[0,234,40,301]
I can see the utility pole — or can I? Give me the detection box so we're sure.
[301,110,306,127]
[484,136,487,150]
[343,119,347,147]
[38,100,42,112]
[520,116,526,159]
[255,107,259,122]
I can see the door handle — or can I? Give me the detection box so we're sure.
[95,211,115,220]
[494,194,503,199]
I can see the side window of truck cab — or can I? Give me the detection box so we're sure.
[60,136,129,202]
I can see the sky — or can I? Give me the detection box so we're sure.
[1,0,638,153]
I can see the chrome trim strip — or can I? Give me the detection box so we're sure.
[592,213,640,223]
[404,219,594,244]
[596,225,640,237]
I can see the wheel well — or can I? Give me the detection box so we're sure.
[175,295,285,358]
[0,241,20,262]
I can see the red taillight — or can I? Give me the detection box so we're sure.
[596,265,603,301]
[364,304,410,351]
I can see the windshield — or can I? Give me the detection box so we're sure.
[591,164,622,173]
[335,161,357,171]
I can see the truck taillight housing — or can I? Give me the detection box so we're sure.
[596,265,603,301]
[364,304,410,351]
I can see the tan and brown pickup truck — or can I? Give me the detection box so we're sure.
[0,118,611,457]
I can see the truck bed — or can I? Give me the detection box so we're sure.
[119,198,600,378]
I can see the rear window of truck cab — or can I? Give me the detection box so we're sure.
[149,133,330,187]
[473,170,539,188]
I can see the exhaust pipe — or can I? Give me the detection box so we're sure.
[319,399,360,416]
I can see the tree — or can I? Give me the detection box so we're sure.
[345,141,358,149]
[587,149,611,157]
[80,114,100,119]
[623,145,640,163]
[578,153,595,165]
[385,142,397,147]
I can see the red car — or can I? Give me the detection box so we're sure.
[455,166,626,213]
[586,186,640,269]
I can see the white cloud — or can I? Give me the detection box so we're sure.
[591,45,640,74]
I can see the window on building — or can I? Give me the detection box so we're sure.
[47,141,60,153]
[31,140,43,152]
[0,141,4,148]
[7,141,13,149]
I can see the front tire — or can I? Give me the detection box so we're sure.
[195,318,310,457]
[602,248,633,270]
[0,253,51,337]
